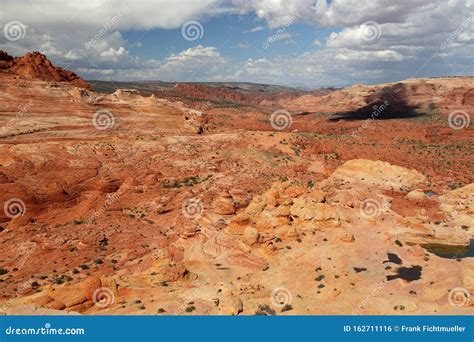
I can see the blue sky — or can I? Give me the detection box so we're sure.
[0,0,473,88]
[123,14,330,62]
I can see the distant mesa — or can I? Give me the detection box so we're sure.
[0,50,90,89]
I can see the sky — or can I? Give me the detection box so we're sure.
[0,0,473,88]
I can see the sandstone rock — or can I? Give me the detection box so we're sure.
[290,198,337,221]
[274,205,290,217]
[29,295,53,306]
[462,269,474,291]
[100,277,119,296]
[219,295,243,315]
[0,51,90,89]
[309,189,326,203]
[52,289,88,308]
[438,183,474,227]
[78,276,102,301]
[212,195,236,215]
[67,301,94,313]
[229,189,251,209]
[45,300,66,310]
[339,232,355,243]
[405,189,426,202]
[284,185,306,198]
[182,109,208,134]
[243,226,260,246]
[330,159,426,191]
[286,227,299,239]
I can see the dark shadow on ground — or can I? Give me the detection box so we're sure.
[328,82,430,122]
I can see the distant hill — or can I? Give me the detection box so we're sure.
[88,80,337,106]
[88,80,302,95]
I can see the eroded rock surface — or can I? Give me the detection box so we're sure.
[0,57,472,315]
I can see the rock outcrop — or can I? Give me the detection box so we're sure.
[0,51,90,89]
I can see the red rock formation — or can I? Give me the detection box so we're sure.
[0,51,90,89]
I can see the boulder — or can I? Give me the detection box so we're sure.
[212,195,236,215]
[219,295,243,315]
[78,276,102,301]
[405,190,426,202]
[243,226,260,246]
[52,288,88,308]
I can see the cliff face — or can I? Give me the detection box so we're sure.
[0,51,90,89]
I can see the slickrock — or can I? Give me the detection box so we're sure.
[0,58,472,315]
[438,183,474,227]
[330,159,426,191]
